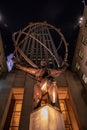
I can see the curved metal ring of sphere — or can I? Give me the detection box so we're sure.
[13,22,68,69]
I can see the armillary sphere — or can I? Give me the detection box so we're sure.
[13,22,68,70]
[12,22,68,108]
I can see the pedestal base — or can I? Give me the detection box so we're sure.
[29,104,65,130]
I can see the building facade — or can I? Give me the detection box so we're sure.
[72,6,87,89]
[0,70,87,130]
[0,33,7,76]
[0,20,87,130]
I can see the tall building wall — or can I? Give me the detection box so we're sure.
[26,24,59,68]
[72,6,87,89]
[0,33,7,75]
[0,21,87,130]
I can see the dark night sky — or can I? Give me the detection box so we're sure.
[0,0,84,33]
[0,0,85,64]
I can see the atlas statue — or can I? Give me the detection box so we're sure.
[12,22,68,109]
[16,61,67,108]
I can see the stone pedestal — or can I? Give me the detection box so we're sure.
[29,104,65,130]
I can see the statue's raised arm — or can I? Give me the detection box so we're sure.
[16,61,67,80]
[16,63,38,76]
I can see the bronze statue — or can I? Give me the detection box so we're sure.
[12,22,68,109]
[16,61,67,108]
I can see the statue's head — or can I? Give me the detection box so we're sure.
[40,60,47,68]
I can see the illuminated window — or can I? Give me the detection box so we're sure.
[59,99,73,130]
[82,74,87,84]
[49,58,52,61]
[38,58,41,61]
[75,62,80,71]
[81,36,87,46]
[78,50,83,59]
[9,100,22,130]
[33,58,36,60]
[58,88,79,130]
[4,89,23,130]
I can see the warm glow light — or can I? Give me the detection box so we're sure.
[41,107,48,120]
[79,17,83,26]
[80,17,83,21]
[30,105,65,130]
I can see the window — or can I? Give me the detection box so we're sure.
[59,99,73,130]
[58,89,79,130]
[82,74,87,84]
[4,89,23,130]
[38,58,41,61]
[78,50,83,59]
[75,62,80,71]
[9,100,22,130]
[49,58,52,61]
[81,36,87,46]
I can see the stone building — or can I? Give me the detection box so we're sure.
[0,33,7,76]
[72,6,87,90]
[0,7,87,130]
